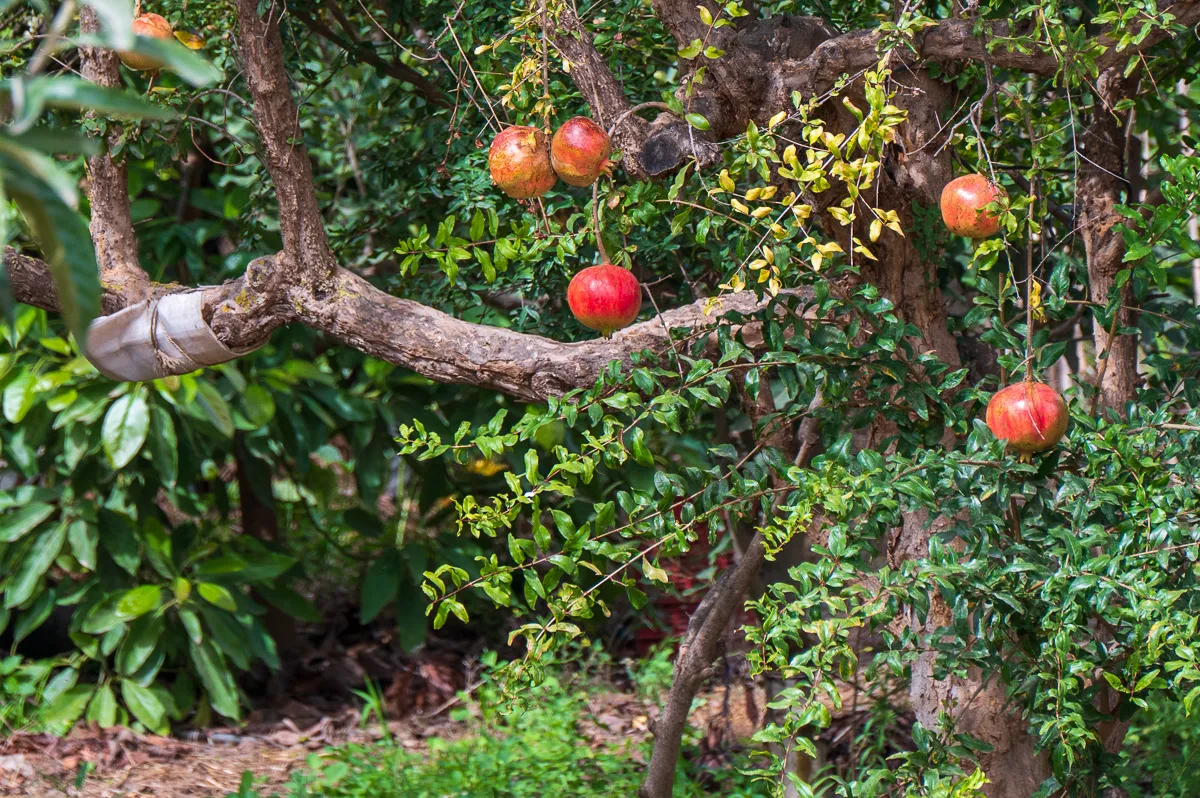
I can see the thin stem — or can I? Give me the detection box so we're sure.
[1025,176,1037,382]
[591,177,610,264]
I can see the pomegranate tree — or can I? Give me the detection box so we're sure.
[567,264,641,335]
[119,13,174,72]
[550,117,612,187]
[488,126,557,199]
[985,380,1069,454]
[940,174,1006,238]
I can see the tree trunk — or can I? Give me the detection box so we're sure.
[865,73,1053,796]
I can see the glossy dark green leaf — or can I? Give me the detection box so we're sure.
[1,152,100,346]
[5,520,66,608]
[41,685,95,736]
[0,503,54,543]
[360,549,403,624]
[102,393,151,469]
[122,680,168,734]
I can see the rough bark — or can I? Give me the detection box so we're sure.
[4,246,801,400]
[551,7,651,178]
[78,7,152,305]
[235,0,339,298]
[1079,69,1139,412]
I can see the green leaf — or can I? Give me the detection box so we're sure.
[685,113,711,130]
[256,583,321,623]
[80,0,136,48]
[0,502,54,543]
[121,680,168,735]
[43,667,79,705]
[192,380,234,438]
[0,133,80,209]
[42,685,95,736]
[118,615,164,676]
[241,384,275,427]
[394,577,428,653]
[5,520,67,608]
[67,520,99,571]
[13,588,55,645]
[189,640,240,720]
[81,594,125,635]
[116,585,161,620]
[179,608,203,645]
[361,550,403,624]
[2,369,36,423]
[1,152,100,346]
[87,684,118,729]
[147,405,178,488]
[102,393,150,469]
[197,582,237,612]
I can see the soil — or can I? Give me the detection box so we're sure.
[0,672,908,798]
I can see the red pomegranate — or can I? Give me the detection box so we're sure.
[567,264,641,335]
[119,13,174,72]
[985,381,1069,455]
[940,174,1006,239]
[488,126,557,199]
[550,117,612,187]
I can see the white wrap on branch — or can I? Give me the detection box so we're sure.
[84,291,262,382]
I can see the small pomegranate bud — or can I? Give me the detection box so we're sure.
[551,117,612,187]
[567,264,641,335]
[119,13,174,72]
[488,126,557,199]
[940,174,1006,239]
[985,381,1069,454]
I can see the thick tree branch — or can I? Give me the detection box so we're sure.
[640,531,766,798]
[235,0,339,298]
[78,7,151,304]
[1080,69,1139,411]
[5,246,797,401]
[550,7,658,178]
[784,2,1200,94]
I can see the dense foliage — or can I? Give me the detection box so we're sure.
[3,0,1200,796]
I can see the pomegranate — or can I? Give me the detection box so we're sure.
[940,174,1006,239]
[567,264,641,335]
[488,126,557,199]
[119,13,174,72]
[985,381,1069,455]
[550,117,612,187]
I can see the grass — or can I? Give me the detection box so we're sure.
[228,648,768,798]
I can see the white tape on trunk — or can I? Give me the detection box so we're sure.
[85,291,262,382]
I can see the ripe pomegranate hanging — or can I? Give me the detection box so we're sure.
[567,264,641,335]
[119,13,174,72]
[550,117,612,187]
[985,381,1069,455]
[488,126,557,199]
[940,174,1006,239]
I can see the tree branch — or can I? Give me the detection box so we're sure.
[235,0,339,297]
[639,531,766,798]
[1079,69,1139,412]
[79,7,151,304]
[289,5,448,106]
[550,6,658,178]
[783,2,1200,95]
[5,246,799,401]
